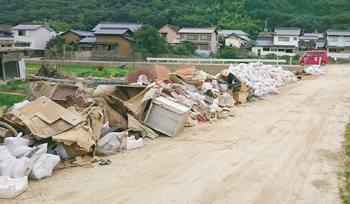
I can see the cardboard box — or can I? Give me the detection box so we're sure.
[233,92,247,104]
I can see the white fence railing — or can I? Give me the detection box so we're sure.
[146,58,286,65]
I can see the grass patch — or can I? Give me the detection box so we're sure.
[25,63,133,78]
[340,120,350,203]
[0,81,28,93]
[0,92,26,112]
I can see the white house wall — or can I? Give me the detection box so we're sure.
[273,35,298,47]
[34,27,55,50]
[211,32,218,54]
[252,46,297,57]
[225,39,240,48]
[14,30,35,49]
[327,36,350,47]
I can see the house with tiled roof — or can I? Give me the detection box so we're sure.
[177,27,219,54]
[0,24,14,48]
[60,29,94,47]
[252,27,300,56]
[326,29,350,58]
[11,23,57,53]
[77,22,136,52]
[159,24,180,43]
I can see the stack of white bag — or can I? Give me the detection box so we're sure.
[215,63,297,97]
[0,134,60,180]
[305,65,326,75]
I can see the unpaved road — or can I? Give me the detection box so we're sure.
[7,64,350,204]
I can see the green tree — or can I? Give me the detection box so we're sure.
[216,46,237,59]
[132,24,167,54]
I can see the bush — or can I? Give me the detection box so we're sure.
[216,46,237,59]
[293,54,301,61]
[264,53,277,59]
[246,55,259,59]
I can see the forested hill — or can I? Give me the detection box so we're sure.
[0,0,349,38]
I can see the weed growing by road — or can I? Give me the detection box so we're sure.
[340,121,350,204]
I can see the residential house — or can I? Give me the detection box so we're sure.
[59,29,94,48]
[159,24,180,43]
[217,29,251,49]
[92,22,142,33]
[298,33,325,50]
[0,36,14,48]
[0,24,13,36]
[252,27,300,56]
[0,48,26,81]
[11,23,57,55]
[217,29,250,40]
[326,29,350,58]
[77,25,133,52]
[0,24,14,48]
[178,27,219,54]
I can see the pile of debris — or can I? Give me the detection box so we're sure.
[0,62,298,198]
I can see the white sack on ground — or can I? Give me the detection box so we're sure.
[216,63,297,97]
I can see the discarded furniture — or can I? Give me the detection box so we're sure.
[143,96,191,137]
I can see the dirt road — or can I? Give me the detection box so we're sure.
[9,64,350,204]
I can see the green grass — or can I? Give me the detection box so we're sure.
[25,63,133,78]
[0,81,28,92]
[340,120,350,203]
[0,92,26,112]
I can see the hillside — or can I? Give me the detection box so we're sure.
[0,0,349,38]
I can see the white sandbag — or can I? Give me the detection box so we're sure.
[96,132,127,156]
[29,154,60,180]
[18,143,47,169]
[201,82,213,93]
[267,86,280,94]
[0,158,17,177]
[211,80,219,90]
[217,93,235,107]
[218,83,228,93]
[12,157,30,178]
[4,135,32,157]
[0,146,15,163]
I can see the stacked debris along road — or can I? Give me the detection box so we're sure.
[0,63,340,203]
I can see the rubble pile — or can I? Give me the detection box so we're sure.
[0,62,300,198]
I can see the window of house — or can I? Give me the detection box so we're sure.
[313,52,319,57]
[180,35,184,38]
[83,47,91,51]
[201,35,209,40]
[346,38,350,42]
[106,45,116,51]
[200,45,207,50]
[161,33,167,38]
[278,37,290,41]
[329,37,337,42]
[187,35,198,40]
[18,30,26,36]
[263,47,270,51]
[95,45,102,50]
[14,43,30,47]
[271,48,277,52]
[278,48,285,52]
[293,37,297,41]
[286,49,293,53]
